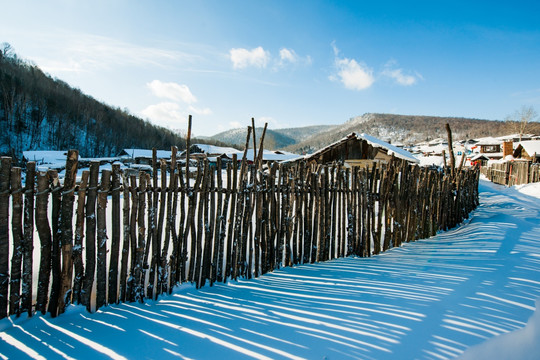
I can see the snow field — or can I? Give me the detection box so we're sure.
[0,180,539,359]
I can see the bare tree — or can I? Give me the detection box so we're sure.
[505,105,538,141]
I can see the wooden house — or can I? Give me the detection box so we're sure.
[514,140,540,162]
[302,133,419,167]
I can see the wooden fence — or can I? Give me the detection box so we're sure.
[483,161,540,186]
[0,149,480,319]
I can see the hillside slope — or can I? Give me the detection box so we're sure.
[285,113,540,154]
[209,125,334,149]
[0,46,186,161]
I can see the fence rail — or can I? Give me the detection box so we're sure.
[0,149,480,319]
[483,161,540,186]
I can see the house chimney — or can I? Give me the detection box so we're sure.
[503,140,514,158]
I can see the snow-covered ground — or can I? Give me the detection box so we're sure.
[1,180,540,360]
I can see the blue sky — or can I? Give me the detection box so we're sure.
[2,0,540,137]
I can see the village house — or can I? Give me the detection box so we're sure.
[513,140,540,162]
[301,133,419,168]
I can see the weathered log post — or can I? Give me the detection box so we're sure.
[446,123,456,179]
[35,171,52,314]
[225,156,237,281]
[96,169,111,310]
[9,167,23,317]
[126,175,139,302]
[148,159,166,299]
[211,157,224,284]
[72,170,89,304]
[0,157,10,319]
[58,149,78,314]
[134,172,147,303]
[108,164,121,304]
[47,170,61,317]
[162,146,178,294]
[81,162,99,311]
[21,162,35,316]
[119,170,131,302]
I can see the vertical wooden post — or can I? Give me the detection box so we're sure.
[225,157,237,281]
[47,170,61,317]
[21,162,35,316]
[82,162,99,310]
[96,169,111,310]
[126,175,138,301]
[135,172,147,302]
[72,170,89,305]
[211,157,224,284]
[251,117,257,164]
[0,157,10,319]
[58,149,78,314]
[446,123,456,178]
[35,171,52,314]
[119,170,131,302]
[176,163,187,284]
[185,115,192,187]
[162,146,178,294]
[108,164,121,304]
[9,167,23,317]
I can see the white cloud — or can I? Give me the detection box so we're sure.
[147,80,197,104]
[382,64,421,86]
[279,48,297,63]
[229,121,242,128]
[29,31,197,76]
[334,58,375,91]
[257,116,281,128]
[141,102,187,128]
[188,105,212,115]
[229,46,270,69]
[143,80,211,127]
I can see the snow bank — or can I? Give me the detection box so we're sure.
[458,298,540,360]
[515,182,540,199]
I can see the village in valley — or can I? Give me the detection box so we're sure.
[20,128,540,187]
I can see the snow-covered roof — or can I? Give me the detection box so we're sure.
[306,133,419,164]
[470,153,491,161]
[190,144,240,155]
[428,138,447,146]
[121,149,172,159]
[517,140,540,157]
[234,149,302,162]
[22,150,72,164]
[359,133,419,163]
[496,133,536,141]
[475,137,502,146]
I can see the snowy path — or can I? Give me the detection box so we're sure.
[1,180,540,360]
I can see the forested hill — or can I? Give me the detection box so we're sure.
[284,113,540,154]
[0,45,186,161]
